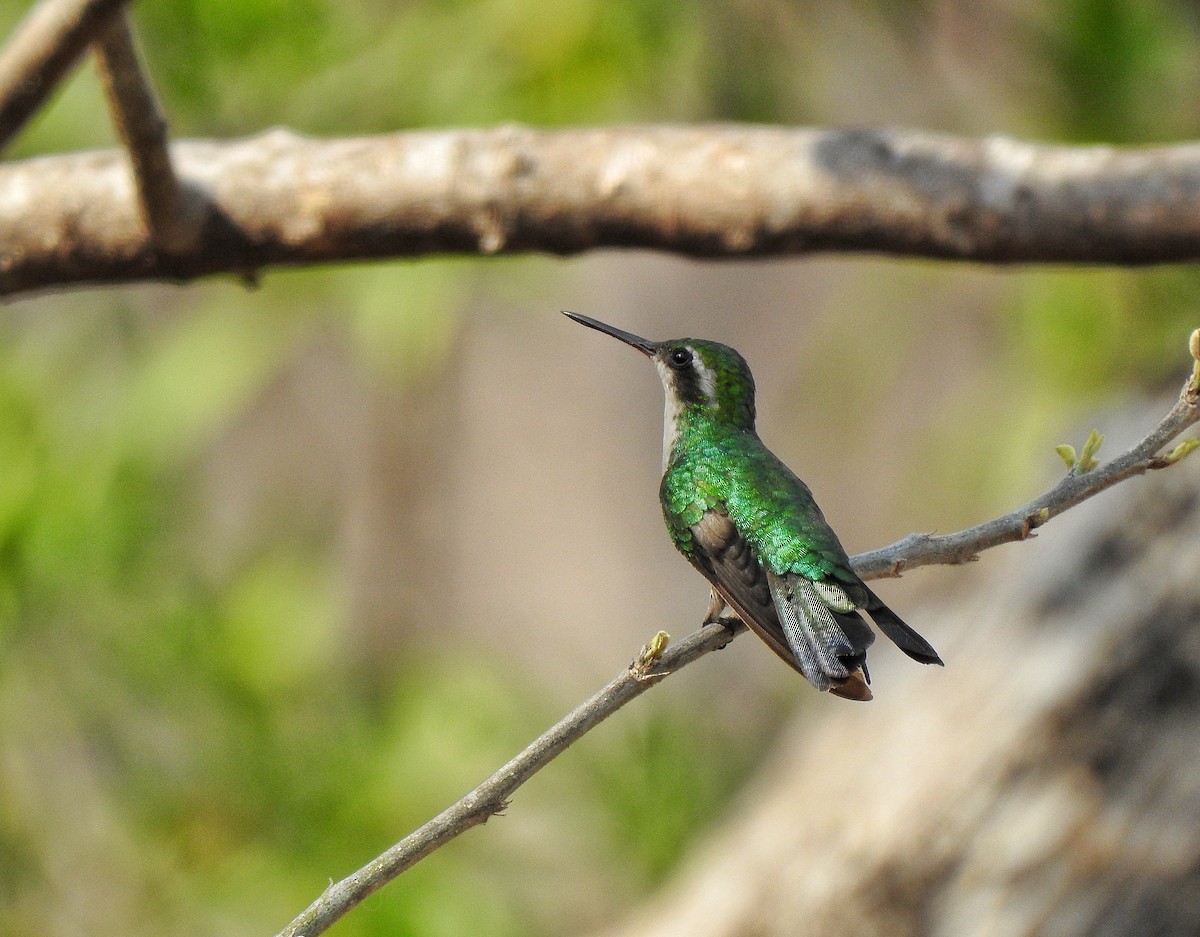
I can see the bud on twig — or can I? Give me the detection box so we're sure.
[1189,328,1200,396]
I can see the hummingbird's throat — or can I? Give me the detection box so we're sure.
[654,351,718,470]
[654,357,684,469]
[661,394,682,470]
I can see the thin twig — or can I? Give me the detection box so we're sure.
[94,10,201,253]
[275,621,741,937]
[0,0,132,150]
[274,345,1200,937]
[12,127,1200,295]
[854,374,1200,578]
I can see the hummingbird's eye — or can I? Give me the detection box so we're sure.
[668,347,693,369]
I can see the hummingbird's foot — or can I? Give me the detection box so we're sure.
[709,614,746,651]
[715,614,745,633]
[702,587,727,625]
[631,630,671,679]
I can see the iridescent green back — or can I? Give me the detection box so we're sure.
[658,341,857,585]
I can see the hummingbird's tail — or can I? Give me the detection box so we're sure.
[864,592,943,666]
[768,573,877,700]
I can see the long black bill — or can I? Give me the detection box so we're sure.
[562,311,656,356]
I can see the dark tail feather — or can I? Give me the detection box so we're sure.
[806,605,877,702]
[829,607,875,672]
[866,596,943,666]
[826,607,876,700]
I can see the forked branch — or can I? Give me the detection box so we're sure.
[275,334,1200,937]
[94,10,202,253]
[0,0,133,149]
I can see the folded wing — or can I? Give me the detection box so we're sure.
[688,509,875,700]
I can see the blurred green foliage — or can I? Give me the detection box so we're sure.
[1044,0,1200,142]
[2,0,1200,935]
[131,0,704,134]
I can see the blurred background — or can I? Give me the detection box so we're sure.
[1,0,1199,935]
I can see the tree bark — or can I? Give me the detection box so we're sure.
[598,406,1200,937]
[7,126,1200,296]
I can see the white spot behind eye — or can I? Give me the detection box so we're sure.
[694,356,718,408]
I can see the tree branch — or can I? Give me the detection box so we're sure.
[8,126,1200,296]
[93,10,202,253]
[274,339,1200,937]
[0,0,133,150]
[853,365,1200,578]
[274,622,739,937]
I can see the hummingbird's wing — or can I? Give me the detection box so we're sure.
[688,508,778,639]
[689,509,873,700]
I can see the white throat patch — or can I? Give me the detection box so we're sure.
[654,350,718,471]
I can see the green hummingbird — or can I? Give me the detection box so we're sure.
[564,311,942,701]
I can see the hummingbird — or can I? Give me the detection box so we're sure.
[564,311,942,701]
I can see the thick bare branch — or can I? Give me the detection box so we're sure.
[274,349,1200,937]
[94,10,201,253]
[0,0,133,150]
[7,126,1200,296]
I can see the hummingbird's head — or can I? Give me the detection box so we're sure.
[564,312,757,431]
